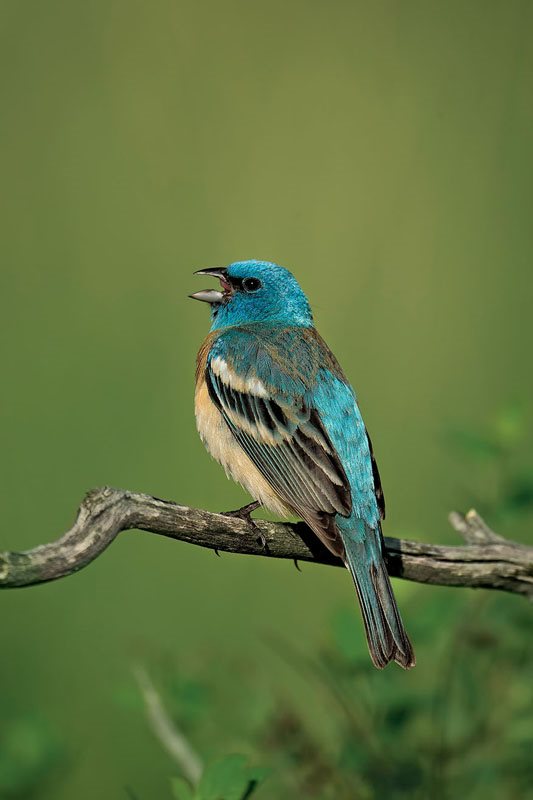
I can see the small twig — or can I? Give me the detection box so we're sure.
[133,665,203,786]
[0,487,532,598]
[448,509,506,545]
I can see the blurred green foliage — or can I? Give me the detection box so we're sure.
[126,588,533,799]
[0,714,63,798]
[448,403,533,526]
[170,755,268,800]
[1,0,532,797]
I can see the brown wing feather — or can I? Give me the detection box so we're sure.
[206,368,352,558]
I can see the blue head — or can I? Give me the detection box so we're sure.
[190,260,313,330]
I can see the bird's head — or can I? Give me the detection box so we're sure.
[190,260,313,330]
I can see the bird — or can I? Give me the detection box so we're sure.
[190,260,415,670]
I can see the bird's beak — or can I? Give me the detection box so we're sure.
[189,288,225,304]
[189,268,232,304]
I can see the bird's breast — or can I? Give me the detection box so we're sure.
[194,369,292,518]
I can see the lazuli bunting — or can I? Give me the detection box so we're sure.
[191,260,414,669]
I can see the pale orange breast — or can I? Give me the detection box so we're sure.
[194,371,293,518]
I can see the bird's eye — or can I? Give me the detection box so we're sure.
[242,277,262,293]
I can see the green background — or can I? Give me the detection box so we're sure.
[1,1,532,798]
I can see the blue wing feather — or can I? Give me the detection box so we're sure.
[309,371,381,530]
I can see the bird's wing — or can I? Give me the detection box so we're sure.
[205,343,353,556]
[365,429,385,520]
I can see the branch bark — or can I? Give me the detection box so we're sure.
[1,487,532,598]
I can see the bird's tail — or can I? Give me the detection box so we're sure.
[343,523,415,670]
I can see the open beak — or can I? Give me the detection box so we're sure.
[189,268,232,304]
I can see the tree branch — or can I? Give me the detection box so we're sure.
[1,487,532,598]
[133,665,203,785]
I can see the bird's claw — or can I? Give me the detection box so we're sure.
[257,531,268,551]
[221,501,268,551]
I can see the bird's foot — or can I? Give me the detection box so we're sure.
[220,501,261,527]
[220,501,269,551]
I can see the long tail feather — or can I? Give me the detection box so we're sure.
[343,524,415,670]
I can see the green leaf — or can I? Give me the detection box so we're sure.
[170,776,195,800]
[197,755,268,800]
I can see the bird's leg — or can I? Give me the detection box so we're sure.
[220,501,268,550]
[221,500,261,525]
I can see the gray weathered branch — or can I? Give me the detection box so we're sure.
[1,487,532,597]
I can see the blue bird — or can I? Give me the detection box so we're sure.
[191,260,415,669]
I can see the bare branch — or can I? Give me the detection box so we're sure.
[133,665,203,785]
[1,487,532,598]
[448,509,506,545]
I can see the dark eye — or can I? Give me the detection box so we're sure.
[242,277,262,293]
